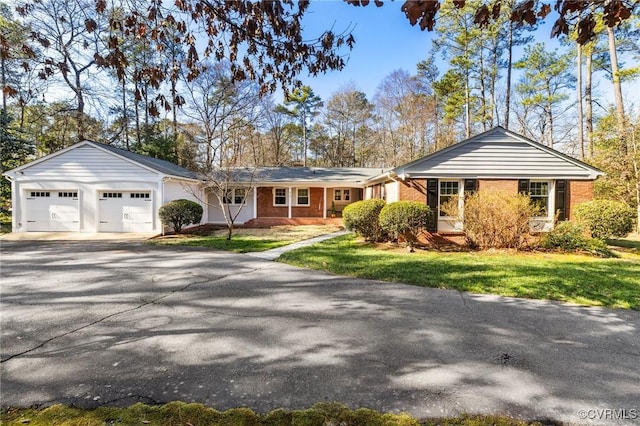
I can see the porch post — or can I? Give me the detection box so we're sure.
[253,186,257,219]
[288,186,292,219]
[323,187,327,219]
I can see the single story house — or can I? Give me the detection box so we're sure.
[4,127,603,234]
[364,126,603,233]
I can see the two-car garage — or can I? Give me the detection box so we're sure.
[6,140,203,234]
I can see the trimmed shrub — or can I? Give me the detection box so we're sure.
[540,221,614,257]
[159,199,203,233]
[342,198,387,241]
[462,190,537,249]
[379,201,432,247]
[574,199,635,239]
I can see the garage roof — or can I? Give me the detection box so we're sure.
[96,142,199,180]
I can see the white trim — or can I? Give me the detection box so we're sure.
[288,187,292,218]
[295,187,310,206]
[273,187,287,206]
[253,187,258,219]
[323,187,327,219]
[438,179,463,219]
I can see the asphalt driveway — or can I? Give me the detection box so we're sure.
[1,240,639,425]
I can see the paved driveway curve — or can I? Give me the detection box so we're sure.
[1,241,639,425]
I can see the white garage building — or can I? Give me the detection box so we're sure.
[4,140,205,233]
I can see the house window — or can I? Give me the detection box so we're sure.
[222,190,232,204]
[222,189,246,205]
[297,188,310,206]
[439,181,460,217]
[234,188,246,205]
[529,181,549,216]
[274,188,287,206]
[335,189,351,202]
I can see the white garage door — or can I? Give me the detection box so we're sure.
[26,190,80,232]
[98,191,153,232]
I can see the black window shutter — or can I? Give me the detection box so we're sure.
[555,179,567,221]
[464,179,478,193]
[518,179,530,194]
[426,178,438,232]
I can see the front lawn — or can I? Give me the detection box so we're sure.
[148,225,343,253]
[279,234,640,310]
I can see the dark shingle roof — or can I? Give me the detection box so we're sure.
[207,167,385,184]
[91,141,199,180]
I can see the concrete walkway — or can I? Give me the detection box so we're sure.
[246,229,350,260]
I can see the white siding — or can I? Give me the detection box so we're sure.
[21,145,160,181]
[403,131,599,179]
[163,180,201,204]
[207,189,255,225]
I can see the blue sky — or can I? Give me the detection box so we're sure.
[299,1,438,100]
[294,1,639,108]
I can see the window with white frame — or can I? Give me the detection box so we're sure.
[223,188,247,205]
[529,181,549,216]
[334,189,350,202]
[439,180,460,217]
[273,188,287,206]
[222,190,233,204]
[234,188,246,205]
[297,188,310,206]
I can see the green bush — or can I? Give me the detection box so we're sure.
[342,198,387,242]
[540,221,589,250]
[540,221,614,257]
[574,199,635,239]
[159,199,203,233]
[461,191,537,249]
[379,201,432,247]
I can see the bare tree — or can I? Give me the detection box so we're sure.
[18,0,108,142]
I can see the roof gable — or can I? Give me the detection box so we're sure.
[6,140,199,181]
[393,127,603,180]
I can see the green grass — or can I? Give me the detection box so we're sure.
[148,225,343,253]
[148,234,291,253]
[279,234,640,310]
[0,402,555,425]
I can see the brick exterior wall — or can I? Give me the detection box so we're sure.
[478,179,519,193]
[398,179,426,202]
[256,187,288,218]
[256,186,362,219]
[568,180,594,220]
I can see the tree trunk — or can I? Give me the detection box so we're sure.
[585,49,593,158]
[122,77,129,149]
[576,43,584,160]
[607,26,626,145]
[504,21,514,130]
[76,71,85,142]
